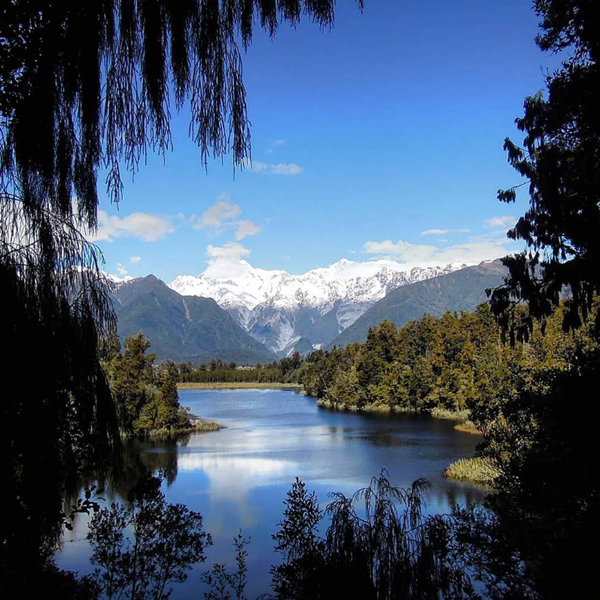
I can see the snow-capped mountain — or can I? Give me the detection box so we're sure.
[169,259,464,356]
[104,272,133,286]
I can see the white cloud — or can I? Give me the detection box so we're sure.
[272,139,285,146]
[90,210,174,242]
[205,242,251,278]
[484,216,517,229]
[235,220,261,240]
[421,228,471,236]
[421,228,449,236]
[363,237,516,268]
[251,161,269,172]
[206,241,250,261]
[271,163,303,175]
[116,263,128,276]
[193,197,261,240]
[129,256,142,264]
[250,161,303,175]
[104,271,133,284]
[196,200,241,229]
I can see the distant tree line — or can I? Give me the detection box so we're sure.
[177,351,305,384]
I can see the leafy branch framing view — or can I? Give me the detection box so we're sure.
[1,0,598,599]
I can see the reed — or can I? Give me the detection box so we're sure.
[453,420,480,435]
[430,407,471,421]
[443,457,499,487]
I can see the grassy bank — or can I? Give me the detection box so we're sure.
[429,407,471,421]
[317,399,413,413]
[188,419,222,432]
[453,420,480,435]
[316,400,476,422]
[428,408,480,435]
[443,457,499,487]
[177,382,303,390]
[123,419,223,440]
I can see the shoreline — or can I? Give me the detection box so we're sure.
[317,399,473,420]
[122,418,223,440]
[177,387,486,483]
[176,386,489,487]
[317,399,481,436]
[177,382,303,390]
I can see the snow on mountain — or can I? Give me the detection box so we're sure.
[104,271,134,286]
[169,258,464,356]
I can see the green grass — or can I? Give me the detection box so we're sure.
[317,400,475,422]
[142,419,222,438]
[454,420,480,435]
[317,399,395,413]
[443,457,499,487]
[430,407,471,421]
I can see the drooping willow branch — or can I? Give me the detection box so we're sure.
[0,193,115,332]
[0,0,362,228]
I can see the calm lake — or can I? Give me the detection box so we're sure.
[57,388,487,598]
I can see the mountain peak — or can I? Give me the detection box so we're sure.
[169,258,466,356]
[331,258,353,268]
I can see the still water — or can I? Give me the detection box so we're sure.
[58,388,487,598]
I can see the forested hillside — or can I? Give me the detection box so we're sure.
[331,261,506,347]
[113,275,276,364]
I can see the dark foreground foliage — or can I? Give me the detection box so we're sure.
[0,1,355,594]
[490,0,600,338]
[486,1,600,597]
[272,472,477,600]
[87,475,211,600]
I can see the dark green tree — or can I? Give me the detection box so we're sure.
[491,0,600,334]
[484,2,600,597]
[271,472,475,600]
[106,332,155,432]
[201,532,250,600]
[104,333,195,435]
[271,477,325,600]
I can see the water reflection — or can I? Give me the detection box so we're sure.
[177,454,293,499]
[57,389,488,598]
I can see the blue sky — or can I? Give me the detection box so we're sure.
[91,0,559,282]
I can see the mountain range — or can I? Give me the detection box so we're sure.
[169,259,463,356]
[109,258,508,363]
